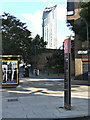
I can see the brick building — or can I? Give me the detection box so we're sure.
[67,2,90,80]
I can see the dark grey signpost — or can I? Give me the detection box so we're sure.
[64,38,71,110]
[87,24,90,86]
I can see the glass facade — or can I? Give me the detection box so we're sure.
[42,5,57,49]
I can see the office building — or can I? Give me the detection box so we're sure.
[42,5,57,49]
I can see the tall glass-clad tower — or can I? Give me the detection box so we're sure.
[42,5,57,49]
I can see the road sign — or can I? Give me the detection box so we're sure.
[78,50,88,54]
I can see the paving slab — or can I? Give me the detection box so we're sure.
[2,95,89,119]
[1,75,89,119]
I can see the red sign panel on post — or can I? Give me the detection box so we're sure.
[64,39,68,54]
[64,38,71,54]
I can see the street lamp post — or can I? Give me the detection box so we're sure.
[34,45,39,76]
[34,45,36,69]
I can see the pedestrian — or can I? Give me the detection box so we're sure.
[23,65,25,77]
[35,69,37,76]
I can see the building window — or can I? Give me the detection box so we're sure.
[53,11,54,19]
[47,27,48,41]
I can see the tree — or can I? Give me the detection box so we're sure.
[1,13,47,65]
[32,34,47,49]
[2,12,32,62]
[46,45,64,73]
[31,34,47,68]
[79,1,90,42]
[80,2,90,25]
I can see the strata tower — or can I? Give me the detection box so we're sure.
[42,5,57,49]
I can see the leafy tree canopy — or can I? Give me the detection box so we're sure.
[2,12,32,59]
[46,46,64,73]
[1,12,47,64]
[80,1,90,25]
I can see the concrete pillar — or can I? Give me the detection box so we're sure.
[75,58,82,77]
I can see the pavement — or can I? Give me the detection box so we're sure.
[0,73,90,119]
